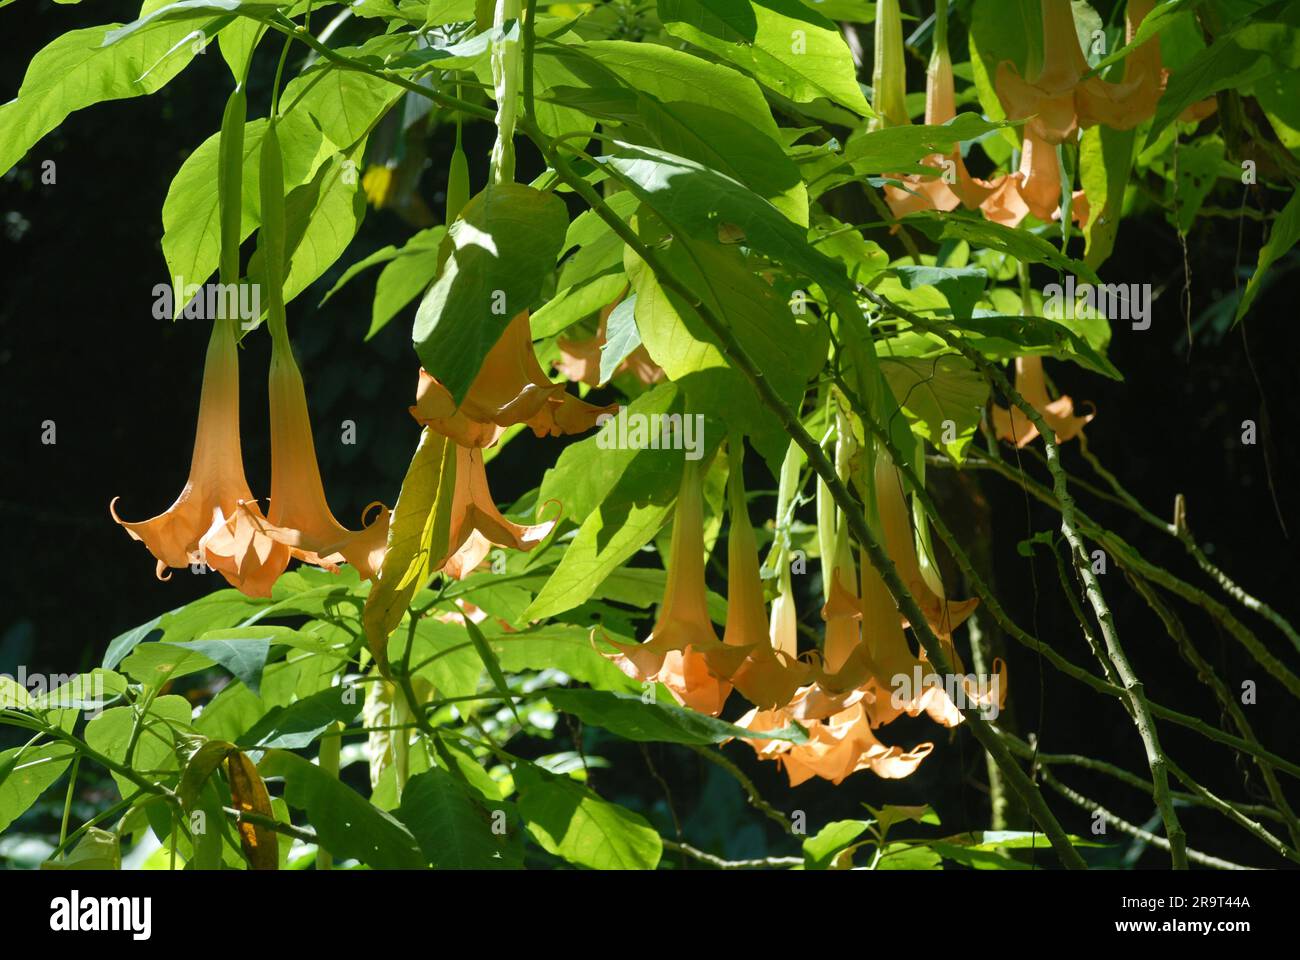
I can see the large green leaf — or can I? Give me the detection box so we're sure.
[844,114,1007,175]
[537,383,680,523]
[1148,3,1300,144]
[259,749,425,869]
[881,354,989,461]
[602,141,849,294]
[397,768,520,869]
[0,20,207,176]
[514,762,662,870]
[1080,123,1136,269]
[85,696,193,799]
[547,689,808,744]
[659,0,871,114]
[412,183,569,404]
[237,687,362,750]
[625,219,826,470]
[0,742,76,833]
[488,626,641,692]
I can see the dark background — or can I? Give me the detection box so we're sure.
[2,1,1297,868]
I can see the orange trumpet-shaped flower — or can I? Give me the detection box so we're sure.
[1075,0,1167,132]
[720,456,810,710]
[442,444,556,577]
[241,332,390,580]
[111,318,285,597]
[885,3,1005,218]
[737,701,934,786]
[554,294,664,388]
[603,458,738,717]
[875,452,978,643]
[991,355,1094,446]
[411,310,619,447]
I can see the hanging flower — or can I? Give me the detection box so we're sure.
[602,458,739,717]
[443,443,556,575]
[239,331,390,580]
[737,702,934,786]
[719,452,810,710]
[875,452,978,644]
[411,310,618,447]
[991,355,1094,446]
[885,0,1006,217]
[111,319,286,597]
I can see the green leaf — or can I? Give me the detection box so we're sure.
[237,686,361,750]
[488,626,640,692]
[537,382,680,522]
[1079,123,1136,269]
[1236,188,1300,323]
[803,819,871,869]
[1148,4,1300,145]
[103,1,284,44]
[171,634,271,695]
[844,114,1007,174]
[624,214,827,470]
[877,841,943,869]
[259,749,425,869]
[120,643,216,687]
[908,212,1102,284]
[547,688,808,745]
[543,38,785,150]
[598,296,642,385]
[514,762,662,869]
[0,742,76,833]
[413,183,569,405]
[464,618,521,724]
[370,228,446,338]
[177,738,237,810]
[41,827,123,870]
[363,428,456,667]
[659,0,872,114]
[881,354,989,461]
[397,768,520,868]
[0,20,207,176]
[602,141,849,295]
[894,265,986,321]
[85,696,193,798]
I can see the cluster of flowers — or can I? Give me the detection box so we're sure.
[883,0,1214,227]
[113,308,618,597]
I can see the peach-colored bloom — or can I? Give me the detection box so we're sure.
[884,15,1004,218]
[442,444,556,575]
[991,355,1094,446]
[111,319,286,597]
[875,453,977,645]
[603,458,737,716]
[737,701,934,786]
[719,457,810,709]
[411,310,618,447]
[241,332,390,581]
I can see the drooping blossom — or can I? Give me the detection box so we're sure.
[602,457,739,717]
[240,329,390,581]
[411,310,618,448]
[718,451,810,710]
[111,318,286,597]
[991,355,1094,446]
